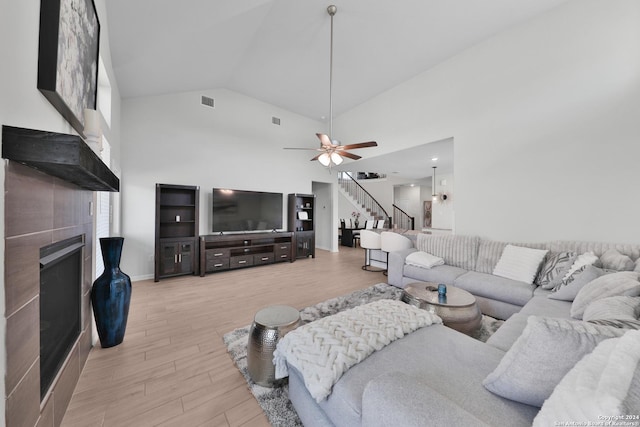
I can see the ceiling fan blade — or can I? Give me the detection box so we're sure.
[338,141,378,150]
[283,147,324,151]
[316,133,333,147]
[340,152,362,160]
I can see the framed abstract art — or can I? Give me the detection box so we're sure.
[423,200,432,228]
[37,0,100,137]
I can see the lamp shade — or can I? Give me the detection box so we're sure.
[318,153,331,166]
[330,152,343,165]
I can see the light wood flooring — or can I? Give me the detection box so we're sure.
[61,246,382,427]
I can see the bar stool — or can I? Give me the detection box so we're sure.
[360,230,384,272]
[380,231,414,276]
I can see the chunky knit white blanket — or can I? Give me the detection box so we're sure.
[273,299,442,402]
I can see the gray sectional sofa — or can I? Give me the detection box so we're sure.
[286,234,640,426]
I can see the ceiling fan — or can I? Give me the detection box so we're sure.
[284,5,377,167]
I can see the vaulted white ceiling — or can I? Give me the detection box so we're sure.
[105,0,570,121]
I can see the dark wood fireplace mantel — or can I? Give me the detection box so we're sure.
[2,125,119,192]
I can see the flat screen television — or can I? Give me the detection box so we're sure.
[212,188,283,233]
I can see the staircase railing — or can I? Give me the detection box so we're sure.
[338,172,391,227]
[392,204,415,230]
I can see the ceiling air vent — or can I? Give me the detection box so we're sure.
[272,116,281,125]
[201,96,215,108]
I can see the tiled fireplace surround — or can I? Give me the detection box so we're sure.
[4,161,94,427]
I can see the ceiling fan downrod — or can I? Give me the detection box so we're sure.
[328,5,336,142]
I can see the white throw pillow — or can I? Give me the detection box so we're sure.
[533,330,640,426]
[571,271,640,319]
[561,251,599,284]
[492,245,548,284]
[482,316,624,407]
[405,251,445,269]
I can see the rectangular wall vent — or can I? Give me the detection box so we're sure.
[201,96,215,108]
[272,116,281,125]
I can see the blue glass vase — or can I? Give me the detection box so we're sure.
[91,237,132,348]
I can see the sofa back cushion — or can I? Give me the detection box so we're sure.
[549,241,640,264]
[416,234,479,271]
[475,240,547,274]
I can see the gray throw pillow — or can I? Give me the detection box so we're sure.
[600,248,635,271]
[483,316,624,408]
[571,271,640,319]
[548,265,606,302]
[588,318,640,329]
[583,296,640,330]
[583,296,640,321]
[536,251,576,289]
[533,330,640,426]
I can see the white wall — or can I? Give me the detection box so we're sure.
[312,181,334,251]
[0,0,122,418]
[333,0,640,244]
[120,89,334,279]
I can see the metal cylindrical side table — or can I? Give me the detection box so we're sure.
[247,305,300,387]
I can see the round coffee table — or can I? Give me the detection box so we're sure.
[247,305,300,387]
[401,282,482,335]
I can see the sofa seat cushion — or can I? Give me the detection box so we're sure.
[490,296,572,350]
[485,313,530,352]
[362,373,493,427]
[292,324,538,427]
[518,295,573,318]
[486,297,572,351]
[454,271,536,307]
[403,264,467,285]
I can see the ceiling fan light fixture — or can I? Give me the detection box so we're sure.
[318,153,331,166]
[331,152,343,165]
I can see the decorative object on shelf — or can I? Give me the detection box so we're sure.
[283,5,377,168]
[91,237,131,348]
[37,0,100,137]
[83,108,103,155]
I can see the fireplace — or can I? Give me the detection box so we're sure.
[39,235,84,400]
[2,125,118,427]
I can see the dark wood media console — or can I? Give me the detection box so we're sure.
[199,232,294,276]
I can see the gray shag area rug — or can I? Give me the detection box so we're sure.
[223,283,504,427]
